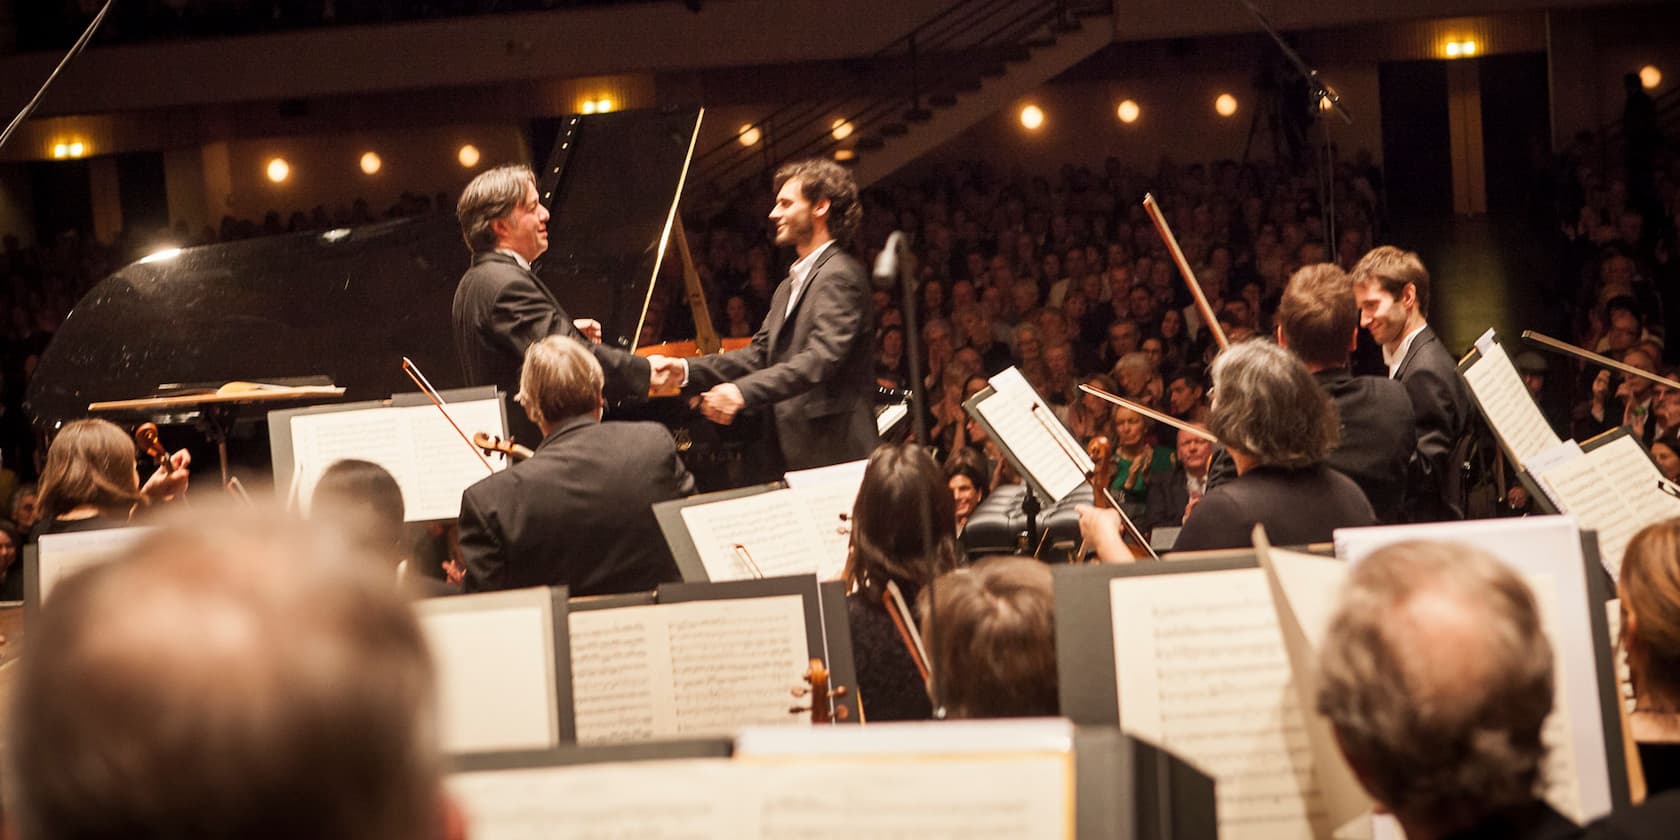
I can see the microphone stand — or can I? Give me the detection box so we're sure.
[877,231,944,718]
[1234,0,1351,263]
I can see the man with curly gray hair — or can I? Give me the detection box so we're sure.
[1318,540,1569,840]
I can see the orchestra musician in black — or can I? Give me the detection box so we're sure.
[456,335,694,596]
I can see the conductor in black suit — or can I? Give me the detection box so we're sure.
[1278,263,1417,524]
[457,335,694,597]
[658,159,878,472]
[452,164,666,444]
[1354,246,1470,521]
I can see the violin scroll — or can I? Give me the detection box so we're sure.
[472,431,533,462]
[790,658,849,723]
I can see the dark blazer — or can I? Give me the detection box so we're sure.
[453,251,651,443]
[1582,788,1680,839]
[1143,464,1196,533]
[1317,368,1418,524]
[1393,325,1471,521]
[684,243,879,471]
[457,415,694,597]
[1171,464,1376,552]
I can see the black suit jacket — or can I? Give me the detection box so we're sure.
[684,243,879,471]
[1143,464,1195,533]
[453,251,651,443]
[1393,325,1471,521]
[1317,368,1417,524]
[457,415,694,597]
[1172,464,1376,552]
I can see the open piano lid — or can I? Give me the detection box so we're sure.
[27,107,703,432]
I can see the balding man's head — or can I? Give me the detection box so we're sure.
[5,509,451,840]
[1317,541,1553,838]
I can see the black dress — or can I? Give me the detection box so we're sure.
[845,592,932,722]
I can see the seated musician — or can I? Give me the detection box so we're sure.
[456,335,694,597]
[1616,519,1680,795]
[1080,341,1374,558]
[32,418,190,541]
[920,555,1057,719]
[842,443,961,722]
[311,459,456,598]
[4,510,463,840]
[1318,540,1571,840]
[1275,263,1416,524]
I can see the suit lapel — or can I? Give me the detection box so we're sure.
[1395,326,1435,379]
[773,245,840,350]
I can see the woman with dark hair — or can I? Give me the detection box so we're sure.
[33,418,190,540]
[842,443,961,721]
[0,525,21,601]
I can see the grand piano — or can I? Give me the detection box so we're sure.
[25,107,765,491]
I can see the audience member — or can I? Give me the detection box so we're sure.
[944,447,989,536]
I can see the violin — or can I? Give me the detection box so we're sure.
[1087,435,1116,511]
[472,431,533,463]
[135,422,172,473]
[791,658,849,723]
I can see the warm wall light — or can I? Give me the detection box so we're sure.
[1215,94,1238,117]
[51,143,68,159]
[1444,39,1478,58]
[582,101,597,114]
[457,144,481,168]
[737,124,761,147]
[360,152,382,175]
[834,148,856,162]
[1445,41,1462,57]
[1116,100,1140,124]
[595,98,613,113]
[1462,39,1477,56]
[50,139,89,159]
[1019,104,1045,130]
[266,158,290,183]
[1642,65,1663,90]
[68,141,85,157]
[831,118,854,141]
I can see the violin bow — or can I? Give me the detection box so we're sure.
[401,357,495,474]
[1143,193,1230,353]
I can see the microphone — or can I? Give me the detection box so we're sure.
[872,230,906,290]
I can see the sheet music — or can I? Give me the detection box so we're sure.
[973,367,1089,501]
[1532,435,1680,579]
[451,758,746,839]
[568,594,810,744]
[420,605,558,753]
[1464,341,1561,463]
[1109,568,1329,838]
[35,527,153,603]
[288,399,505,521]
[680,491,847,582]
[450,751,1071,839]
[1525,570,1584,822]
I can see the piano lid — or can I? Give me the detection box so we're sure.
[26,215,469,431]
[26,107,704,433]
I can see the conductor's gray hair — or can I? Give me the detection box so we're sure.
[1317,540,1553,831]
[456,164,534,254]
[1206,339,1338,467]
[518,336,604,426]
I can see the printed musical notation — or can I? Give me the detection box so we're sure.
[569,594,810,745]
[1109,570,1329,839]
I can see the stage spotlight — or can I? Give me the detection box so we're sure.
[458,144,481,168]
[1019,104,1045,130]
[1116,100,1140,124]
[266,158,290,183]
[737,124,761,147]
[360,152,382,175]
[1215,94,1238,117]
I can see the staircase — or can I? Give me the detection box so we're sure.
[692,0,1114,194]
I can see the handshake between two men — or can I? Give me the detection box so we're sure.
[570,318,745,426]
